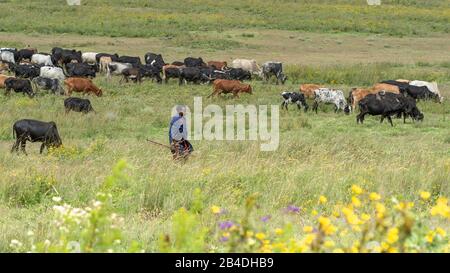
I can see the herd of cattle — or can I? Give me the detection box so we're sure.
[0,46,444,154]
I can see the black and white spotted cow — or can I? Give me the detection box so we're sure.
[262,61,287,85]
[280,91,308,112]
[313,88,350,114]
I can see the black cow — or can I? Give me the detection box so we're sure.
[357,92,423,126]
[11,119,62,155]
[95,53,119,63]
[281,92,308,112]
[402,85,439,101]
[144,52,165,71]
[52,48,82,66]
[64,97,95,114]
[179,67,210,85]
[10,63,40,79]
[116,56,141,67]
[184,57,206,67]
[65,63,96,78]
[139,64,162,83]
[31,77,63,95]
[164,67,181,84]
[16,49,35,62]
[262,62,287,85]
[228,68,251,81]
[4,78,35,97]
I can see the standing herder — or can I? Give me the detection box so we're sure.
[169,105,193,159]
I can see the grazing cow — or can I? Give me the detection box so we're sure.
[179,67,211,85]
[402,85,439,101]
[116,56,141,67]
[32,77,64,95]
[11,119,62,155]
[0,50,16,64]
[4,78,35,97]
[162,65,182,83]
[208,79,252,98]
[65,62,96,78]
[40,66,66,82]
[0,74,12,88]
[372,83,400,94]
[121,67,142,83]
[299,84,323,99]
[231,59,262,77]
[64,77,102,97]
[139,64,162,83]
[313,88,349,114]
[31,54,53,66]
[9,64,41,79]
[52,48,82,66]
[280,91,309,112]
[106,62,133,78]
[171,61,185,66]
[357,92,423,126]
[98,56,112,74]
[64,97,95,114]
[409,80,443,102]
[184,57,206,68]
[227,68,252,81]
[262,61,287,85]
[207,61,227,70]
[95,53,119,63]
[144,52,165,70]
[17,49,35,62]
[82,52,98,64]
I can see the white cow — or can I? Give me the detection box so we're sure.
[0,50,15,64]
[409,80,443,102]
[40,66,66,82]
[82,52,98,64]
[106,62,132,79]
[313,88,349,113]
[231,59,263,77]
[31,54,53,66]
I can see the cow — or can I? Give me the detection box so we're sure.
[106,62,133,79]
[64,77,102,97]
[17,49,35,62]
[98,56,112,74]
[162,65,182,83]
[226,68,251,81]
[0,50,16,64]
[171,61,185,66]
[116,56,141,67]
[139,64,162,83]
[207,79,252,98]
[52,48,82,66]
[40,66,66,82]
[64,97,95,114]
[262,61,287,85]
[409,80,443,102]
[144,52,165,70]
[231,59,262,77]
[357,92,424,126]
[65,62,96,78]
[32,77,64,95]
[31,54,54,66]
[0,74,12,88]
[402,85,440,101]
[280,92,309,112]
[179,67,211,85]
[372,83,400,94]
[379,80,410,89]
[184,57,206,68]
[9,63,41,79]
[11,119,62,155]
[82,52,98,64]
[95,53,119,63]
[4,78,35,97]
[299,84,323,99]
[313,88,349,114]
[348,84,401,112]
[207,61,227,70]
[121,67,142,83]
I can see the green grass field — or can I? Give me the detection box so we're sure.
[0,0,449,253]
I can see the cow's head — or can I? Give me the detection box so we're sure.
[96,89,103,97]
[245,84,253,94]
[48,122,63,148]
[280,73,288,84]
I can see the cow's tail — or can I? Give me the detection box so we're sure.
[12,124,15,139]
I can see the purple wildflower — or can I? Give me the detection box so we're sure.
[261,215,271,223]
[219,221,234,230]
[285,205,300,214]
[219,236,229,243]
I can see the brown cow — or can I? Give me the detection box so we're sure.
[372,83,400,94]
[162,64,184,79]
[64,77,102,97]
[396,79,410,83]
[300,84,323,99]
[0,74,12,89]
[207,61,227,70]
[0,63,9,73]
[208,79,252,98]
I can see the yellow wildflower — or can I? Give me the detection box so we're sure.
[361,213,371,222]
[351,185,363,195]
[323,240,335,248]
[255,232,266,241]
[426,231,435,243]
[318,216,337,235]
[319,195,327,204]
[375,202,386,219]
[211,205,221,214]
[369,192,381,201]
[436,227,446,237]
[333,248,344,253]
[430,197,449,218]
[351,196,362,207]
[386,227,399,244]
[303,226,314,233]
[311,209,318,216]
[420,191,431,200]
[275,228,284,236]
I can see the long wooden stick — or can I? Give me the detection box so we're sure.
[146,139,171,149]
